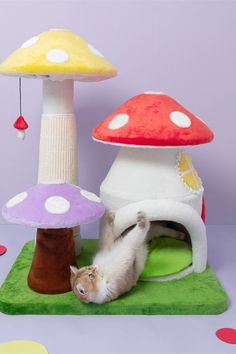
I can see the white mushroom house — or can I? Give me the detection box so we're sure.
[93,92,214,281]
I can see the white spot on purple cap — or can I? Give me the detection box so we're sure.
[45,196,70,214]
[6,192,28,208]
[80,190,101,203]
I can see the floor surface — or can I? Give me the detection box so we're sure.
[0,224,235,354]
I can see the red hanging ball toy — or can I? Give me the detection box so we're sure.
[13,115,29,140]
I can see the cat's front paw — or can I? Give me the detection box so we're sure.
[137,211,150,230]
[105,211,115,225]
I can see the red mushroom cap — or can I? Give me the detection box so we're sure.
[92,93,214,147]
[13,115,29,130]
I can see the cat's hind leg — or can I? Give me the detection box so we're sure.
[126,211,150,246]
[107,211,150,277]
[98,211,117,251]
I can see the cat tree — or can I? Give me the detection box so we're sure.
[0,37,227,315]
[0,29,117,253]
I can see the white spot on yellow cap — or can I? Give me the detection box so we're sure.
[6,192,28,208]
[170,111,191,128]
[46,49,69,64]
[21,36,39,49]
[88,44,104,58]
[108,113,129,130]
[45,196,70,214]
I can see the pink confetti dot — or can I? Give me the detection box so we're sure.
[0,245,7,256]
[216,328,236,344]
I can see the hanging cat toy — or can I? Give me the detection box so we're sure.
[13,77,29,140]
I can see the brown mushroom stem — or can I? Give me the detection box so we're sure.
[28,228,77,294]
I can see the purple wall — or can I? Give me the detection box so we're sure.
[0,1,235,236]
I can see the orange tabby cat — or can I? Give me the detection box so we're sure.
[70,211,150,304]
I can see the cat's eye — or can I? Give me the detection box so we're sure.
[88,273,95,280]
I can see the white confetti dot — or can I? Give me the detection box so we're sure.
[108,113,129,130]
[21,36,39,49]
[46,49,69,63]
[88,44,104,58]
[170,111,191,128]
[81,190,101,203]
[6,192,28,208]
[144,91,164,95]
[45,196,70,214]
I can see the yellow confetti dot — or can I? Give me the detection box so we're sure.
[0,340,48,354]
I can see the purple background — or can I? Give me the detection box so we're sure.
[0,1,235,237]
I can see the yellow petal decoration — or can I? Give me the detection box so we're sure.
[0,29,117,81]
[178,152,202,191]
[0,340,48,354]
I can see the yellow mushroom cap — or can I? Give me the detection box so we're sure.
[0,29,117,81]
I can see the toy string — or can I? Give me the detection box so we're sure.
[19,77,22,116]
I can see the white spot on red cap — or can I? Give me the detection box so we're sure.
[46,49,69,63]
[170,111,191,128]
[6,192,28,208]
[108,113,129,130]
[45,196,70,214]
[88,44,104,58]
[21,36,39,48]
[81,190,101,203]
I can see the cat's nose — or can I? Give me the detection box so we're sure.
[77,285,87,295]
[79,288,85,295]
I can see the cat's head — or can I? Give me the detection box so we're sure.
[70,265,101,303]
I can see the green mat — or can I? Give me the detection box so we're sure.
[0,239,228,315]
[141,237,192,278]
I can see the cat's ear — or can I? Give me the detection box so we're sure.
[70,265,78,280]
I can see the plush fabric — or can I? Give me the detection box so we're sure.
[28,228,77,294]
[2,183,105,228]
[0,239,227,315]
[100,147,204,217]
[0,30,117,81]
[141,237,192,279]
[92,93,214,146]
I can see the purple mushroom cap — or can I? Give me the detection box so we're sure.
[2,183,105,229]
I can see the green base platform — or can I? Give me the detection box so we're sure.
[0,239,228,315]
